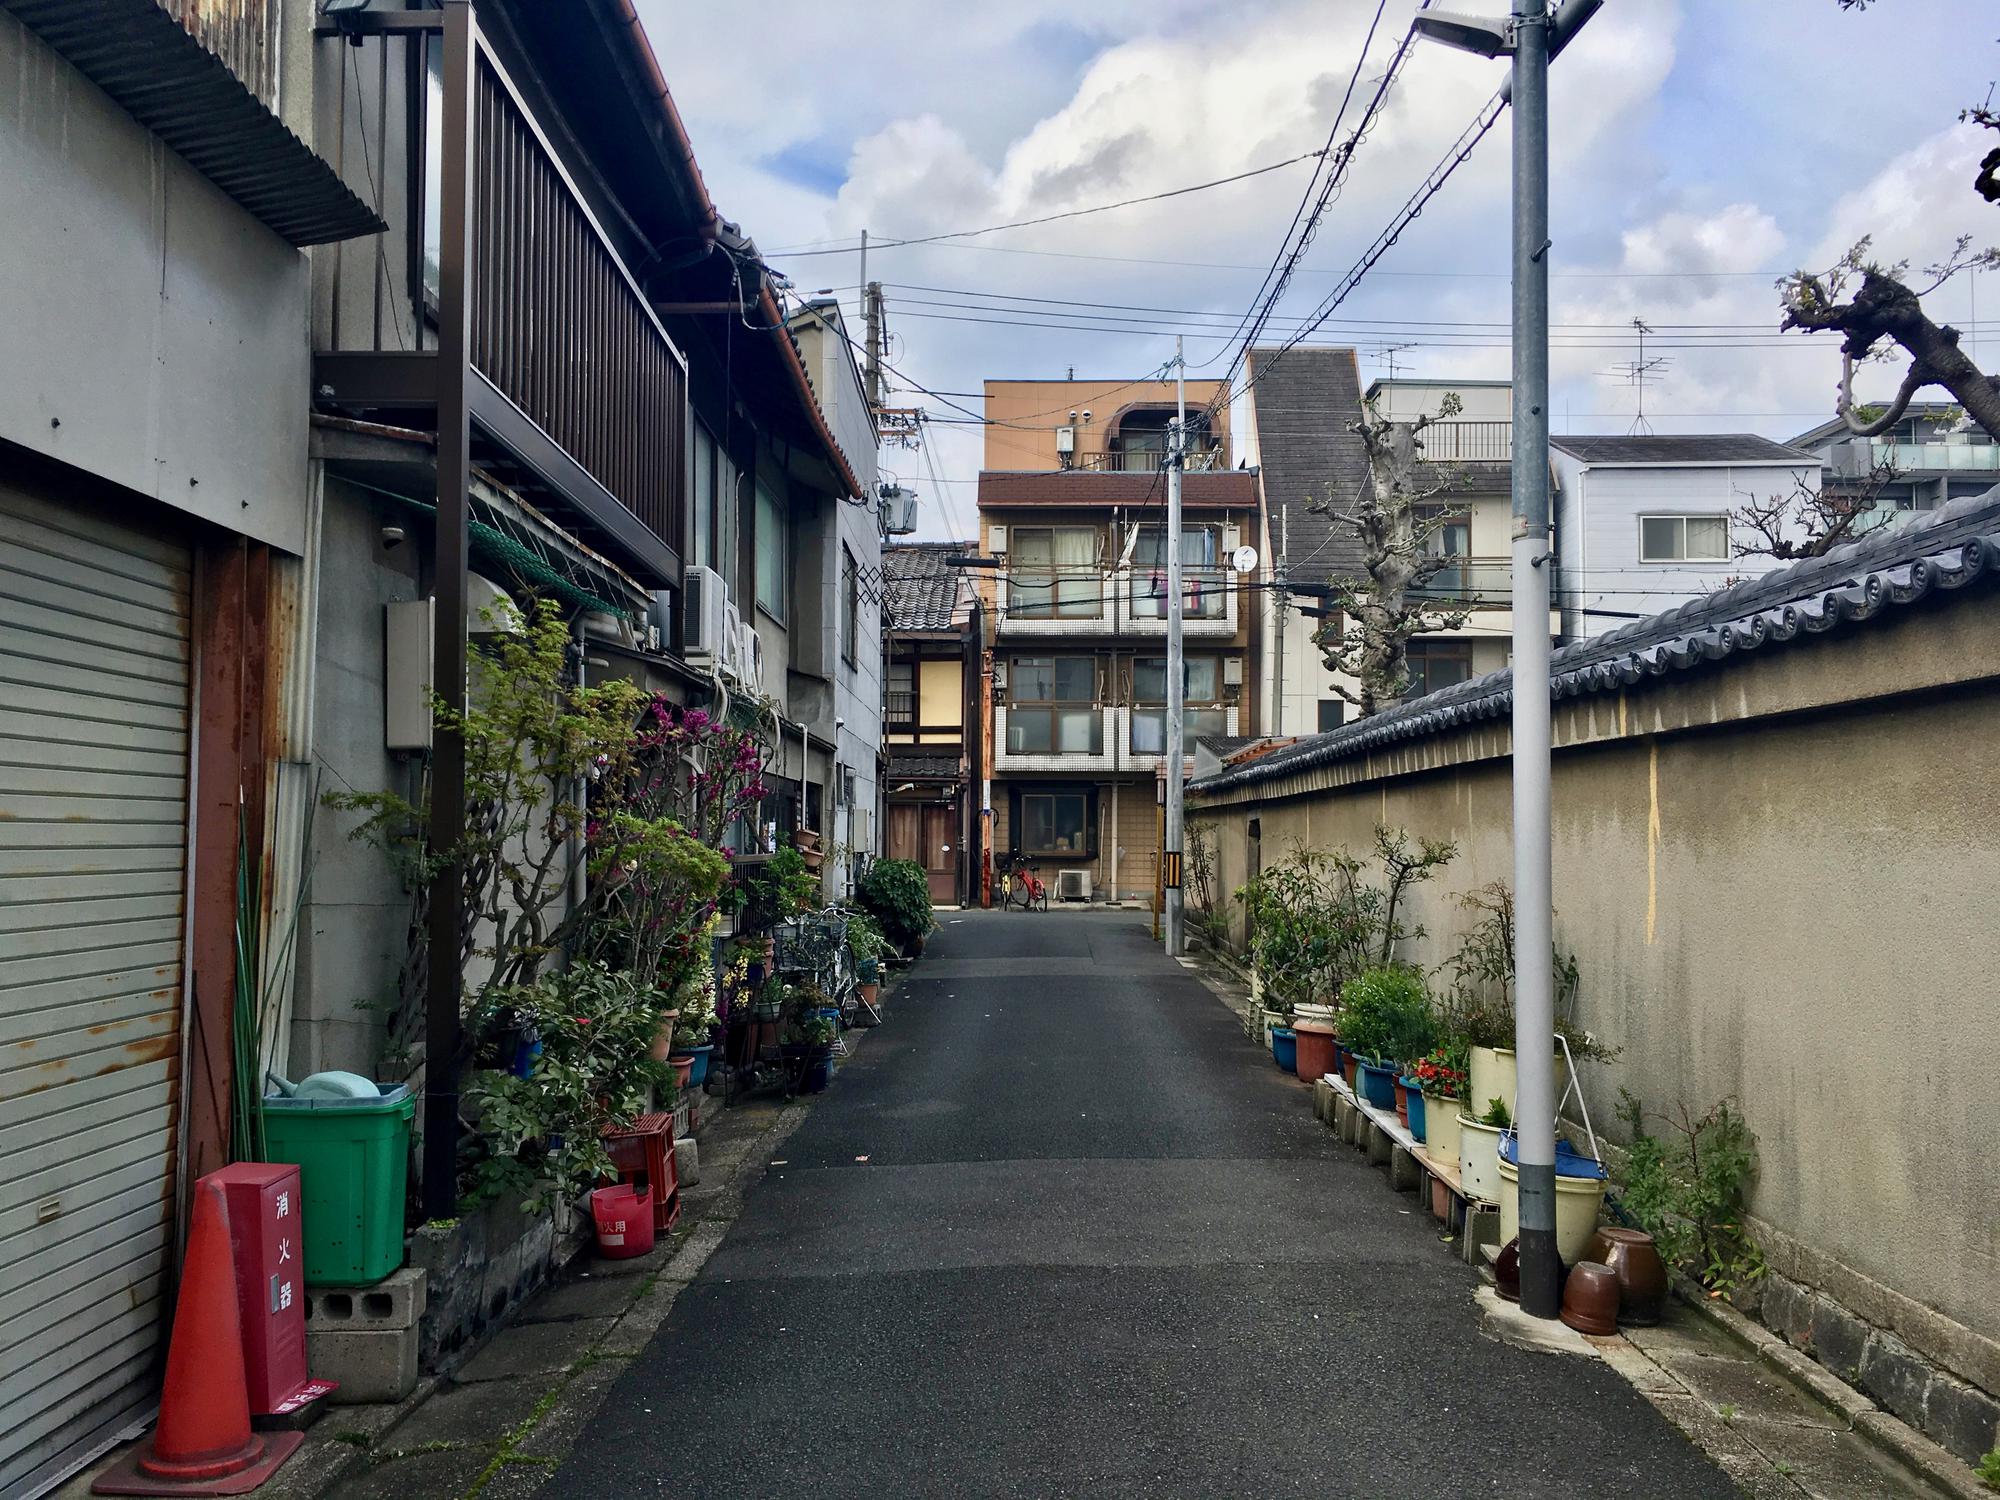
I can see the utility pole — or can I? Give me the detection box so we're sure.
[861,226,884,415]
[1415,0,1599,1321]
[1163,338,1187,955]
[1273,504,1290,737]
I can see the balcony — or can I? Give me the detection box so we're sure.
[1829,439,2000,477]
[1125,566,1237,638]
[998,570,1114,636]
[995,705,1117,772]
[310,9,687,585]
[1419,421,1512,463]
[996,567,1241,638]
[1070,445,1228,473]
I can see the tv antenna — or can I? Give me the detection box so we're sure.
[1600,318,1670,435]
[1370,341,1420,379]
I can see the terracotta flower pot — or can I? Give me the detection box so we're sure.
[1392,1075,1411,1126]
[859,982,880,1006]
[666,1053,695,1091]
[649,1010,679,1063]
[1292,1019,1337,1083]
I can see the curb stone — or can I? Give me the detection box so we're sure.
[1672,1279,1986,1500]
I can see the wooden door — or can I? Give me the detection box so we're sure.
[887,803,920,865]
[920,804,956,904]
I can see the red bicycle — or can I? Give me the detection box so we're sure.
[1002,852,1049,911]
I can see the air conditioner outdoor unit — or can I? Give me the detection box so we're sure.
[735,620,766,692]
[718,601,745,680]
[1057,869,1093,902]
[682,568,730,668]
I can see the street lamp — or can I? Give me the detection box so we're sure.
[1413,0,1599,1323]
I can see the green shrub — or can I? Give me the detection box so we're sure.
[1616,1091,1765,1296]
[1338,966,1436,1065]
[859,858,935,948]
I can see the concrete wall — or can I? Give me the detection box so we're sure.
[291,477,425,1076]
[0,13,312,554]
[1191,599,2000,1395]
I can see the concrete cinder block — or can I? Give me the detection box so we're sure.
[1859,1330,1934,1433]
[1759,1272,1813,1351]
[1809,1292,1870,1383]
[672,1135,700,1188]
[1922,1371,2000,1466]
[309,1324,419,1405]
[306,1268,428,1333]
[1388,1144,1421,1192]
[1312,1078,1334,1123]
[1365,1121,1393,1167]
[1461,1202,1500,1265]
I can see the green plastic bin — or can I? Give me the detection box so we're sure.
[261,1084,414,1285]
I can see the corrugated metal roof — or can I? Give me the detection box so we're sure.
[976,469,1260,509]
[6,0,384,246]
[1194,485,2000,796]
[1550,433,1816,465]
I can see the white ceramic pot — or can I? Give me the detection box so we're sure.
[1293,1002,1337,1025]
[1457,1114,1506,1204]
[1422,1092,1462,1165]
[1497,1156,1610,1265]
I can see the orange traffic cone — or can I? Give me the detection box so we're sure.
[93,1178,304,1495]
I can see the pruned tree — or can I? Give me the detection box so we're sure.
[1782,236,2000,440]
[1312,394,1474,716]
[1780,11,2000,437]
[1729,456,1902,561]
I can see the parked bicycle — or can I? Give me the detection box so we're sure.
[1002,852,1049,911]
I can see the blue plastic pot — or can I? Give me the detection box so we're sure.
[680,1043,714,1089]
[1357,1057,1397,1110]
[1271,1026,1298,1074]
[1401,1077,1427,1142]
[802,1050,835,1094]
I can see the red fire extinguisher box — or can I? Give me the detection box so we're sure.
[206,1164,336,1416]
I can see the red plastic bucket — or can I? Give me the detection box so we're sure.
[590,1183,655,1258]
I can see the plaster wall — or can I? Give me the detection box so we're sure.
[1192,601,2000,1380]
[0,14,311,554]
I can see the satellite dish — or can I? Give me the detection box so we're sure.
[1231,545,1259,575]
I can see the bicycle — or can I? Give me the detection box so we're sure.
[1002,852,1049,911]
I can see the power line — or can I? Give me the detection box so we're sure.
[770,150,1328,260]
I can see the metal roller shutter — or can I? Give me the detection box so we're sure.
[0,482,192,1496]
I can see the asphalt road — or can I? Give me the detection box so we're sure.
[549,910,1738,1498]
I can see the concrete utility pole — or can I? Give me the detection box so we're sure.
[1163,338,1187,955]
[1414,0,1599,1321]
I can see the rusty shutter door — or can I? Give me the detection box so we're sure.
[0,482,192,1496]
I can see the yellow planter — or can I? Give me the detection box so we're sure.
[1422,1093,1462,1165]
[1497,1156,1609,1264]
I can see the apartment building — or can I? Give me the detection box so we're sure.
[1241,352,1556,732]
[976,378,1260,904]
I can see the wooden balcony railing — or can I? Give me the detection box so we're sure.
[471,52,686,556]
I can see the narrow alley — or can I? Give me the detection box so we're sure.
[546,911,1739,1498]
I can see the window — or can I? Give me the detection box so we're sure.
[1639,514,1729,563]
[755,479,788,618]
[1006,657,1101,754]
[886,661,915,728]
[1317,700,1345,733]
[1131,655,1225,753]
[1416,506,1471,596]
[1010,527,1100,618]
[1017,791,1093,856]
[1130,525,1224,619]
[841,546,859,667]
[1407,639,1473,698]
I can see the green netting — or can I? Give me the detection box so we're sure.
[345,478,634,618]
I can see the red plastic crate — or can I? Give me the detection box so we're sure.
[603,1113,680,1233]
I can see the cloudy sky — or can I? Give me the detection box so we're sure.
[640,0,1999,542]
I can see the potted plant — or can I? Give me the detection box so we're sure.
[794,828,824,872]
[847,912,891,1008]
[859,858,935,958]
[1413,1044,1468,1163]
[1458,1096,1511,1204]
[667,969,718,1089]
[1339,966,1434,1112]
